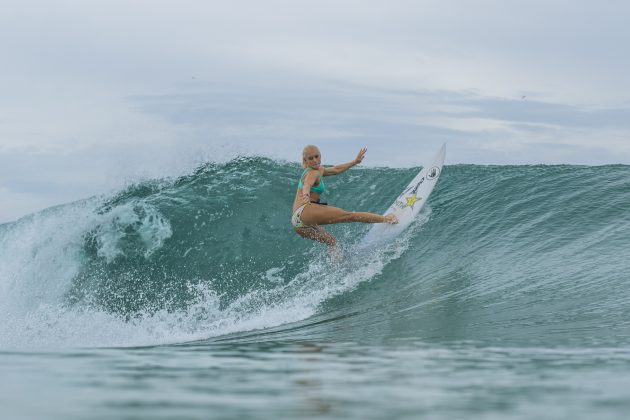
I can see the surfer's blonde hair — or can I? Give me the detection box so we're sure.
[302,145,320,168]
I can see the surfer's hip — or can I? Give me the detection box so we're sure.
[291,202,310,228]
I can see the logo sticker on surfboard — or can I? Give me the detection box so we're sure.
[404,194,422,209]
[427,167,440,180]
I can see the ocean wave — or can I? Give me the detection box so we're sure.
[1,158,629,349]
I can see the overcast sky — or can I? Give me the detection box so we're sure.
[1,0,629,222]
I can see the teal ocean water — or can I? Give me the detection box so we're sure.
[1,158,630,419]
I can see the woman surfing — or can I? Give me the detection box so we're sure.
[291,145,398,252]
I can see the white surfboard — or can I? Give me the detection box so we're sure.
[360,144,446,247]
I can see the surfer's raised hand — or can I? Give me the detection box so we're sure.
[354,148,367,165]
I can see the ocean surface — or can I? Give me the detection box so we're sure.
[1,158,629,419]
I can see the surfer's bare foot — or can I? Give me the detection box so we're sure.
[384,214,398,224]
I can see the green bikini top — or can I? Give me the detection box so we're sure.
[297,168,325,194]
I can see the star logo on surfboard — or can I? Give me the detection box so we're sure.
[406,194,421,209]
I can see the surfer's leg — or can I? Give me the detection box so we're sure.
[302,205,396,226]
[294,225,337,248]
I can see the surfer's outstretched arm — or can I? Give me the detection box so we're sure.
[323,148,366,176]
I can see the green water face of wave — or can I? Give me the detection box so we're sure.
[1,158,629,348]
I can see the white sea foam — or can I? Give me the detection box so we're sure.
[93,200,172,262]
[0,216,415,350]
[0,197,180,349]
